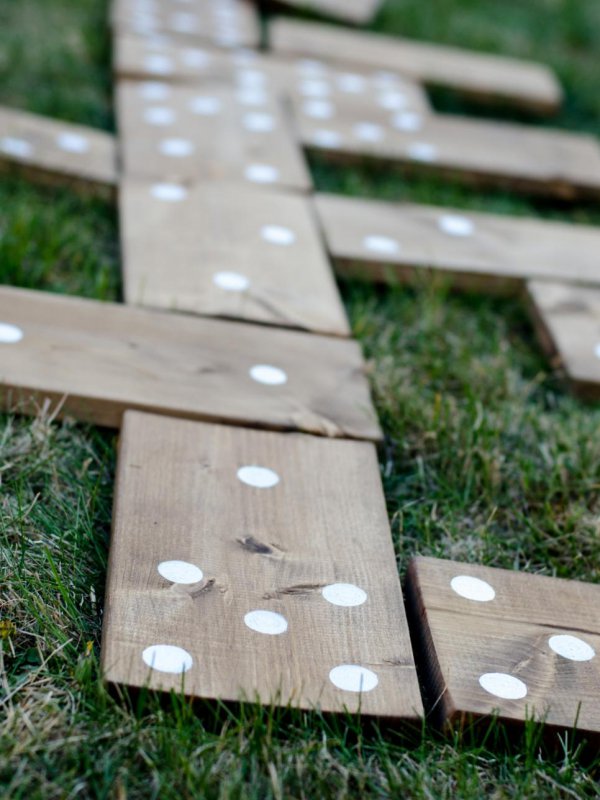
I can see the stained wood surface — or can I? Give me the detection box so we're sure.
[526,281,600,400]
[270,0,382,24]
[405,557,600,733]
[111,0,260,49]
[121,178,349,336]
[296,107,600,201]
[315,193,600,292]
[0,286,380,439]
[0,106,117,190]
[102,411,422,718]
[116,80,311,192]
[269,18,562,115]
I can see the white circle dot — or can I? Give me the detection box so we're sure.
[299,79,331,98]
[244,163,279,184]
[236,88,268,106]
[549,634,595,662]
[237,465,280,489]
[212,271,250,291]
[139,81,171,101]
[450,575,495,602]
[188,95,222,115]
[479,672,527,700]
[1,136,33,158]
[407,142,438,162]
[143,53,174,75]
[182,48,211,69]
[312,129,343,149]
[244,609,288,635]
[236,69,267,88]
[249,365,288,385]
[363,235,400,256]
[260,225,295,246]
[322,583,367,607]
[150,182,188,202]
[296,58,327,76]
[372,71,400,89]
[392,111,423,132]
[377,91,408,110]
[438,214,475,237]
[159,138,194,157]
[143,106,176,126]
[353,122,384,143]
[142,644,193,673]
[158,560,203,584]
[329,664,378,692]
[56,132,89,153]
[0,323,23,344]
[337,73,367,93]
[303,99,335,120]
[243,112,275,133]
[593,342,600,360]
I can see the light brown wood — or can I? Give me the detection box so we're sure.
[526,281,600,400]
[269,18,563,115]
[295,106,600,201]
[0,106,117,190]
[116,79,312,192]
[111,0,260,49]
[0,286,380,439]
[102,411,422,719]
[405,557,600,733]
[315,193,600,293]
[121,178,350,336]
[270,0,382,25]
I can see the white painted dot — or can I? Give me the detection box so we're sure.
[302,99,335,120]
[143,53,175,75]
[182,48,211,69]
[212,271,250,291]
[139,81,171,101]
[237,465,280,489]
[372,71,399,89]
[450,575,495,602]
[299,79,331,98]
[322,583,367,607]
[214,31,239,47]
[392,111,424,132]
[353,122,384,143]
[296,58,327,76]
[56,131,90,154]
[242,112,275,133]
[236,69,267,88]
[236,88,268,106]
[549,634,595,662]
[244,163,279,184]
[260,225,295,246]
[143,106,176,126]
[377,90,408,110]
[479,672,527,700]
[151,182,188,202]
[0,323,23,344]
[244,609,288,635]
[407,142,438,162]
[336,73,367,93]
[1,136,33,158]
[231,49,259,67]
[329,665,378,693]
[594,342,600,360]
[159,138,194,157]
[438,214,475,237]
[312,129,343,149]
[188,95,222,116]
[363,235,400,256]
[249,365,288,385]
[158,560,203,584]
[142,644,193,673]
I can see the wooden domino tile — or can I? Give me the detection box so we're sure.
[0,106,117,191]
[269,0,382,25]
[269,18,563,116]
[101,411,423,719]
[296,109,600,201]
[0,286,380,440]
[111,0,260,49]
[120,178,350,336]
[405,557,600,733]
[526,281,600,400]
[315,193,600,293]
[116,80,312,192]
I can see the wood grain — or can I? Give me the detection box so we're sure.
[0,106,117,191]
[405,557,600,733]
[102,411,422,719]
[0,286,380,440]
[315,193,600,293]
[269,18,562,115]
[121,178,350,336]
[526,281,600,400]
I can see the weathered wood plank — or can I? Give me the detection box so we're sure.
[269,0,382,25]
[0,286,380,439]
[405,557,600,733]
[101,411,422,719]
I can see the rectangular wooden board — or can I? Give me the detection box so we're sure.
[269,18,562,115]
[405,557,600,734]
[116,79,312,192]
[102,410,423,719]
[111,0,260,49]
[0,106,117,191]
[121,178,350,336]
[0,286,380,440]
[296,107,600,201]
[315,193,600,293]
[268,0,382,24]
[526,280,600,400]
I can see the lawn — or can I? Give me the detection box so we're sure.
[1,0,600,797]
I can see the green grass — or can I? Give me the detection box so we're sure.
[1,0,600,797]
